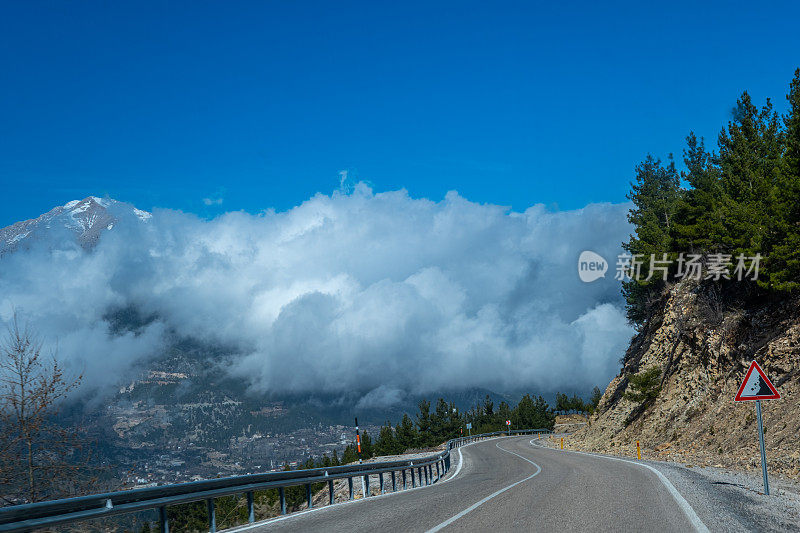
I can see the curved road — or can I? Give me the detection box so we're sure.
[229,436,704,532]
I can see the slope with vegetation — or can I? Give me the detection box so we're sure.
[576,69,800,479]
[623,69,800,323]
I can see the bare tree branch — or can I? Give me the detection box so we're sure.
[0,313,96,505]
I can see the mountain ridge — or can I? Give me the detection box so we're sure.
[0,196,150,254]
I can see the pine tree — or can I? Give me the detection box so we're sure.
[342,444,357,464]
[375,422,399,456]
[624,367,662,405]
[511,395,529,425]
[496,401,511,427]
[770,69,800,290]
[360,431,373,458]
[622,154,680,324]
[394,414,418,451]
[432,398,450,442]
[716,92,784,259]
[446,401,460,439]
[672,132,725,252]
[785,69,800,176]
[555,392,569,412]
[415,400,432,446]
[589,386,603,410]
[482,395,493,426]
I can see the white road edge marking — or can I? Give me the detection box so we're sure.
[223,438,490,532]
[530,437,709,533]
[425,441,542,533]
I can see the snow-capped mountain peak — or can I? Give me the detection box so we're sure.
[0,196,150,253]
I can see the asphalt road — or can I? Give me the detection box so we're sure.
[228,436,704,532]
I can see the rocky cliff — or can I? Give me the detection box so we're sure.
[575,279,800,479]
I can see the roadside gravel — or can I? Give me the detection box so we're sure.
[648,460,800,532]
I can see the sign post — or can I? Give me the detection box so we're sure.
[505,419,511,436]
[756,400,769,495]
[355,417,362,463]
[355,417,366,498]
[734,361,781,496]
[466,422,472,436]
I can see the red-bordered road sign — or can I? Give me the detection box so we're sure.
[734,361,780,401]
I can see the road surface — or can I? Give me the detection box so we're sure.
[228,436,703,532]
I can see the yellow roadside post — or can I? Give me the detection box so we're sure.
[560,437,564,450]
[636,440,641,460]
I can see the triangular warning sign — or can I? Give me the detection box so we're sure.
[734,361,780,401]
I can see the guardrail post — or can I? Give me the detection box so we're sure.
[402,469,407,489]
[247,491,254,523]
[279,487,287,515]
[411,468,416,488]
[159,506,169,533]
[391,470,397,491]
[328,479,335,505]
[207,498,216,533]
[364,474,370,497]
[348,477,354,500]
[436,461,440,480]
[306,483,313,508]
[379,472,384,494]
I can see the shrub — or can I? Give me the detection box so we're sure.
[624,366,662,405]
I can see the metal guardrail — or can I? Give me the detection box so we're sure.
[0,428,550,533]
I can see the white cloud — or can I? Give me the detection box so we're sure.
[203,197,224,206]
[0,184,633,402]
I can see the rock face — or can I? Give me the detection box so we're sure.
[576,279,800,479]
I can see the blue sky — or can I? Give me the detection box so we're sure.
[2,1,799,227]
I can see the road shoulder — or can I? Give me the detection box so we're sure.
[645,461,800,532]
[533,436,800,532]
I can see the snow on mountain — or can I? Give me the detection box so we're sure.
[0,196,150,253]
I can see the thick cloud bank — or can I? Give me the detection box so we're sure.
[0,185,633,402]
